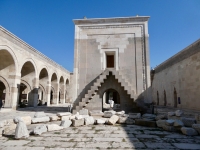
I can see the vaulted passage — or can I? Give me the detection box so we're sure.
[0,81,6,107]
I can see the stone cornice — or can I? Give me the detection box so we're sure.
[73,16,150,25]
[155,39,200,73]
[0,26,70,74]
[80,25,143,30]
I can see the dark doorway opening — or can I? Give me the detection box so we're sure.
[157,91,159,105]
[106,55,114,68]
[164,90,167,106]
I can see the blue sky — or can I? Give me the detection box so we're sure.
[0,0,200,72]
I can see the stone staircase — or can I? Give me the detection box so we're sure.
[72,69,136,114]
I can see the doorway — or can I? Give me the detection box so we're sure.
[106,55,114,68]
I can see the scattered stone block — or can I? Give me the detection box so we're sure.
[108,115,119,125]
[13,117,29,139]
[60,120,72,128]
[33,125,47,135]
[192,124,200,134]
[115,111,125,116]
[128,113,141,119]
[165,119,175,126]
[21,116,31,125]
[135,119,156,127]
[156,120,166,128]
[3,119,16,134]
[181,127,198,136]
[125,118,135,125]
[79,109,89,115]
[117,116,128,124]
[61,116,71,121]
[84,116,95,125]
[75,115,89,120]
[162,124,176,132]
[175,110,183,117]
[49,116,59,121]
[155,114,167,121]
[168,112,175,117]
[142,114,156,120]
[34,112,46,118]
[72,118,84,127]
[0,128,4,137]
[168,115,181,120]
[103,110,116,118]
[181,117,196,127]
[89,110,104,116]
[96,119,106,124]
[46,124,64,131]
[57,112,71,117]
[174,120,184,127]
[31,117,50,124]
[70,115,76,120]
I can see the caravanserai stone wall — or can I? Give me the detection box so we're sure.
[152,39,200,111]
[0,26,71,109]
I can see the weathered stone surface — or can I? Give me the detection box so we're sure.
[61,116,71,121]
[168,112,175,116]
[14,117,29,139]
[31,117,50,124]
[115,111,125,116]
[175,110,183,117]
[21,116,32,125]
[174,120,184,127]
[33,125,47,135]
[181,117,196,127]
[162,124,176,132]
[70,115,76,120]
[79,109,89,115]
[108,115,119,125]
[46,124,64,131]
[75,115,89,120]
[49,116,59,121]
[135,119,156,127]
[142,114,156,120]
[165,119,175,126]
[181,127,198,136]
[117,116,128,124]
[96,119,106,124]
[0,120,6,128]
[195,114,200,121]
[155,114,167,120]
[34,112,46,118]
[84,116,94,125]
[57,112,71,117]
[156,120,166,128]
[60,120,72,128]
[0,128,4,137]
[125,118,135,125]
[128,113,141,119]
[192,124,200,134]
[72,118,84,127]
[103,110,116,118]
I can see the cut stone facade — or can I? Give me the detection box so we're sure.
[71,17,151,113]
[152,39,200,110]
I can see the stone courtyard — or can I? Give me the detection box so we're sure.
[0,106,200,150]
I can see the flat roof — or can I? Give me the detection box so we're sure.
[73,16,150,25]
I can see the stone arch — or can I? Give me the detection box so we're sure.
[0,45,19,74]
[164,90,167,106]
[102,88,120,111]
[20,58,38,79]
[51,73,58,104]
[66,78,69,85]
[39,68,49,105]
[20,61,37,107]
[174,87,177,108]
[0,76,10,107]
[157,91,159,105]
